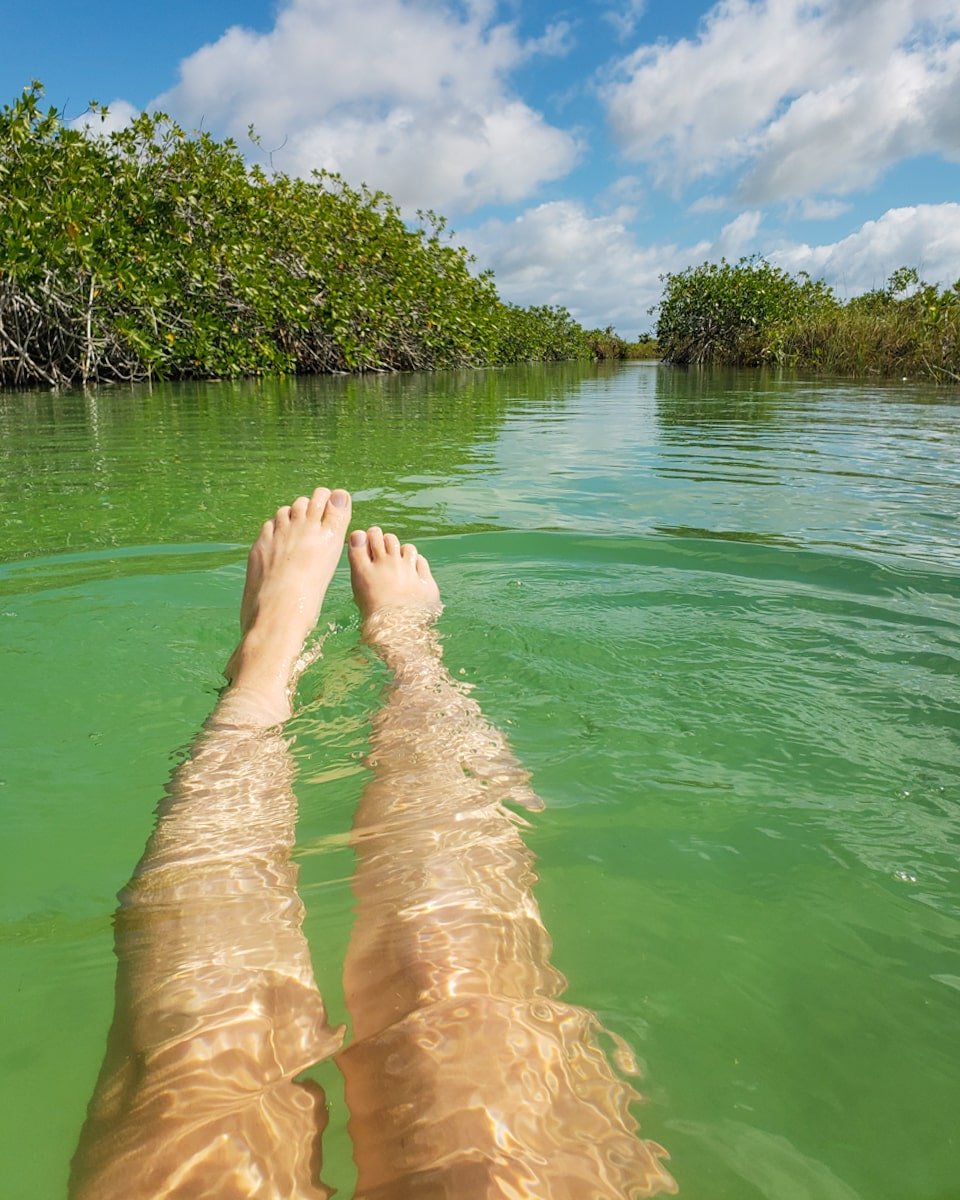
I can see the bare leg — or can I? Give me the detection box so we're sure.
[339,529,677,1199]
[70,488,352,1200]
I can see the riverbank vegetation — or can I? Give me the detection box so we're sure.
[624,333,660,360]
[1,85,614,389]
[656,258,960,382]
[7,86,952,389]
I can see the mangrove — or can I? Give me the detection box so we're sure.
[655,257,960,382]
[0,84,630,389]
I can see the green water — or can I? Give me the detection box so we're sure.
[1,363,958,1199]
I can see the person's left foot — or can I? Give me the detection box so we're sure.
[223,488,352,725]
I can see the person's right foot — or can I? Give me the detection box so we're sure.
[348,527,441,620]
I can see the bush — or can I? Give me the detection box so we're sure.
[654,256,836,366]
[582,326,631,360]
[625,333,659,360]
[0,84,599,388]
[491,304,593,364]
[653,256,959,380]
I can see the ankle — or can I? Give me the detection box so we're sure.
[362,608,446,688]
[215,680,293,728]
[223,634,297,720]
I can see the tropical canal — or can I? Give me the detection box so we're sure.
[1,361,958,1199]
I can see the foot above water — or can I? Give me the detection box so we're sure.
[223,487,352,724]
[348,527,441,620]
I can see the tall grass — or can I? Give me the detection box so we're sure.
[775,285,960,382]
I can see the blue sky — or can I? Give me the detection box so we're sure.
[6,0,960,333]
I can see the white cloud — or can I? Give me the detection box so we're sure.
[771,203,960,295]
[602,173,648,206]
[69,99,139,137]
[151,0,578,214]
[604,0,960,202]
[467,202,960,335]
[525,20,576,58]
[714,210,762,258]
[797,198,852,221]
[463,200,709,331]
[688,194,730,214]
[604,0,648,41]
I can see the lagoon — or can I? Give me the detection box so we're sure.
[1,362,958,1199]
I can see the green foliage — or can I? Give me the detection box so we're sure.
[490,304,593,364]
[0,84,597,388]
[779,270,959,381]
[624,333,659,360]
[582,325,632,360]
[654,256,959,381]
[655,256,836,366]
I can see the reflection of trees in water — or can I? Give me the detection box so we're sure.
[655,364,786,433]
[0,362,600,560]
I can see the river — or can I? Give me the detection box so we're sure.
[1,362,958,1199]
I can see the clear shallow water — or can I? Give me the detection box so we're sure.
[1,363,959,1199]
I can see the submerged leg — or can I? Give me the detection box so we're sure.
[70,488,353,1200]
[339,529,677,1199]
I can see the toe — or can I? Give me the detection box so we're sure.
[308,487,332,514]
[400,543,417,560]
[384,532,400,555]
[291,495,310,519]
[322,488,352,533]
[276,505,292,525]
[367,526,386,558]
[416,554,434,581]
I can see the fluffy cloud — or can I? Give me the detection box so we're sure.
[464,200,708,331]
[771,203,960,294]
[604,0,960,202]
[151,0,578,213]
[714,210,762,258]
[604,0,648,41]
[688,194,730,214]
[796,198,852,222]
[468,201,960,333]
[69,99,139,137]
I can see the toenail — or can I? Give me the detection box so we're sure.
[331,490,349,508]
[350,530,366,547]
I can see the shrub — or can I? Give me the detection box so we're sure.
[582,326,631,360]
[0,84,598,388]
[654,256,837,366]
[491,304,593,364]
[778,269,960,380]
[653,256,958,380]
[625,333,659,360]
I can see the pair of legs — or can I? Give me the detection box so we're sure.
[70,489,676,1198]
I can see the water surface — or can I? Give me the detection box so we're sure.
[1,363,958,1199]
